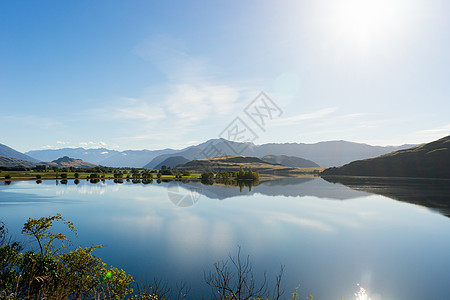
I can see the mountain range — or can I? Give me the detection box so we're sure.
[21,139,413,168]
[0,155,96,168]
[1,138,415,169]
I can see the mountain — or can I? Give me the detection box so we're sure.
[99,149,178,168]
[153,156,189,170]
[26,148,179,168]
[25,148,120,165]
[48,156,97,168]
[0,143,40,163]
[261,154,319,168]
[0,156,39,167]
[146,138,414,169]
[175,155,319,175]
[26,138,415,168]
[321,135,450,178]
[251,141,415,168]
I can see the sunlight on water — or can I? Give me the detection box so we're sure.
[355,284,371,300]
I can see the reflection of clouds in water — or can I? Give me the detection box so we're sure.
[264,212,334,232]
[55,184,108,196]
[166,213,234,260]
[109,214,165,232]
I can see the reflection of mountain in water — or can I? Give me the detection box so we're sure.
[179,177,370,200]
[323,176,450,217]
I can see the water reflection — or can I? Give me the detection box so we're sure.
[323,176,450,217]
[1,179,450,299]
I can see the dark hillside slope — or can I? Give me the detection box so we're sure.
[262,154,320,168]
[0,143,40,162]
[322,135,450,178]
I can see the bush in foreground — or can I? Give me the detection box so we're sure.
[0,216,313,300]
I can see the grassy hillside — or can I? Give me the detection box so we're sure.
[0,156,39,167]
[322,135,450,178]
[262,154,320,168]
[0,155,97,168]
[176,155,323,176]
[48,156,97,168]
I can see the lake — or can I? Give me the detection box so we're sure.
[1,178,450,299]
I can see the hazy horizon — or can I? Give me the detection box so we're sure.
[2,1,449,153]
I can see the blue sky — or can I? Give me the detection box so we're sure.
[1,0,449,152]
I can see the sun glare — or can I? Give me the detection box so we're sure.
[355,284,372,300]
[326,0,403,53]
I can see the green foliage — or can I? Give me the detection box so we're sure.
[1,215,135,299]
[160,169,173,175]
[74,172,79,178]
[1,217,312,300]
[4,174,11,179]
[236,166,259,180]
[21,213,77,256]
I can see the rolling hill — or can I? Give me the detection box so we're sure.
[0,156,40,168]
[47,156,97,168]
[261,154,320,168]
[321,135,450,179]
[175,155,321,175]
[153,156,189,169]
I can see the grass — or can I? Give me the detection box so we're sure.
[0,171,203,181]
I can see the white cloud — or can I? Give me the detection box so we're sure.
[416,124,450,136]
[109,97,167,122]
[78,141,110,149]
[166,83,240,123]
[272,107,338,127]
[2,114,61,128]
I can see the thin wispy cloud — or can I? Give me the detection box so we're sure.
[107,98,167,122]
[416,124,450,135]
[86,34,257,146]
[272,107,338,127]
[2,114,61,129]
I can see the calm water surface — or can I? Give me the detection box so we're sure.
[1,178,450,299]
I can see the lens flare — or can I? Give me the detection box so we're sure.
[355,283,371,300]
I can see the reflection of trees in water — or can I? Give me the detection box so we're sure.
[210,178,260,192]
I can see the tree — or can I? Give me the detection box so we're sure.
[74,172,79,178]
[1,215,134,299]
[21,213,76,257]
[205,247,284,300]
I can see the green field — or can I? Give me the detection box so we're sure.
[0,171,201,181]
